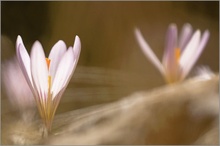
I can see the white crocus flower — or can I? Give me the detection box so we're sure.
[16,35,81,132]
[135,23,210,83]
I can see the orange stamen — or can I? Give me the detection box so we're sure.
[175,48,181,63]
[45,58,51,69]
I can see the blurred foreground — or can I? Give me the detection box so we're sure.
[2,70,219,145]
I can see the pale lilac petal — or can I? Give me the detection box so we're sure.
[59,36,81,86]
[178,23,193,50]
[57,36,81,92]
[73,36,81,59]
[162,24,178,74]
[16,36,33,89]
[180,30,210,79]
[179,30,201,80]
[62,36,81,87]
[30,41,48,101]
[134,28,165,75]
[51,47,74,99]
[48,40,67,81]
[51,36,81,99]
[16,35,24,49]
[71,36,81,75]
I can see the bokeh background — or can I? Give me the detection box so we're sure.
[1,1,219,113]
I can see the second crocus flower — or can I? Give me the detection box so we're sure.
[135,23,210,83]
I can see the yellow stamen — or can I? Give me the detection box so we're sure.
[175,48,181,63]
[48,76,51,89]
[45,58,51,69]
[46,75,52,131]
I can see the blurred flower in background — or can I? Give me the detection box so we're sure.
[2,57,36,121]
[16,35,81,132]
[135,23,210,83]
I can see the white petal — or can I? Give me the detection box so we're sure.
[30,41,48,101]
[179,30,201,79]
[72,35,81,72]
[178,23,193,50]
[58,35,81,92]
[48,40,67,81]
[16,36,33,89]
[134,28,165,75]
[16,35,24,49]
[51,47,74,99]
[181,30,210,79]
[73,35,81,55]
[63,35,81,86]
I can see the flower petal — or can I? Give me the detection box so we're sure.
[180,30,201,67]
[73,36,81,59]
[16,35,24,49]
[51,35,81,100]
[72,35,81,74]
[178,23,193,50]
[51,47,74,99]
[16,36,33,89]
[63,36,81,86]
[162,24,178,75]
[48,40,67,81]
[30,41,48,102]
[180,30,210,79]
[134,28,165,75]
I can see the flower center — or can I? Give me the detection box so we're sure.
[45,58,51,69]
[46,58,52,91]
[175,48,181,63]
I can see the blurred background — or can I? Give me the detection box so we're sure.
[1,1,219,113]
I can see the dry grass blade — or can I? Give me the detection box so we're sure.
[45,74,219,145]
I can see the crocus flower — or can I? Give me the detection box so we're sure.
[16,35,81,132]
[134,23,210,83]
